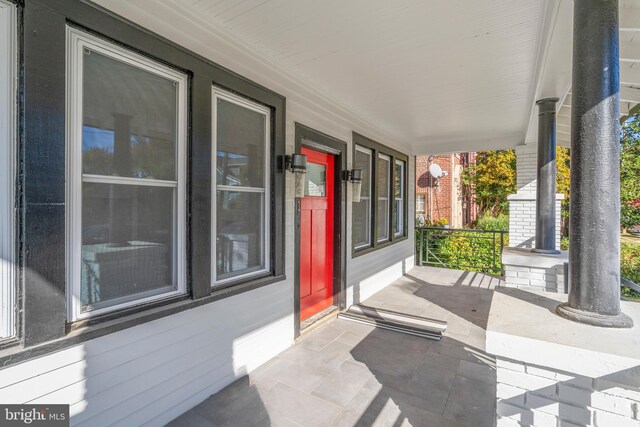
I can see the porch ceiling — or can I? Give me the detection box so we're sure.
[94,0,555,154]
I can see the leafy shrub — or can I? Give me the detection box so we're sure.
[622,287,640,302]
[561,236,570,251]
[622,201,640,231]
[476,212,509,232]
[416,228,507,275]
[437,231,505,274]
[620,243,640,301]
[431,218,449,228]
[415,213,508,274]
[415,214,448,228]
[621,243,640,284]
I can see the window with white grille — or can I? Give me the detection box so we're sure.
[66,28,187,320]
[212,87,271,285]
[0,0,16,339]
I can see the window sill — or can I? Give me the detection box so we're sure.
[351,235,409,259]
[211,273,284,297]
[0,337,20,353]
[0,273,286,369]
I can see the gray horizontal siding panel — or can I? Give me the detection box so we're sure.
[0,280,293,426]
[347,158,416,305]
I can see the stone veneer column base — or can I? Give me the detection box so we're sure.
[487,289,640,427]
[502,247,567,293]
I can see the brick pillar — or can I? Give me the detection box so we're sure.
[508,144,563,251]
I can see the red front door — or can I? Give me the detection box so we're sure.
[300,147,334,320]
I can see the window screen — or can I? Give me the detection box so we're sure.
[67,28,187,319]
[213,90,270,284]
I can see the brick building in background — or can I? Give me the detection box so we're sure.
[416,153,478,228]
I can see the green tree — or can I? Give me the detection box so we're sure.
[556,146,571,236]
[462,150,516,216]
[621,115,640,230]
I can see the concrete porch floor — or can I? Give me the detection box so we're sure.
[168,267,503,427]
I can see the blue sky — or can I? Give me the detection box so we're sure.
[82,126,114,153]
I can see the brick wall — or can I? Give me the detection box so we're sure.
[509,144,562,251]
[508,196,562,250]
[504,263,565,292]
[416,153,477,227]
[496,356,640,427]
[516,144,537,195]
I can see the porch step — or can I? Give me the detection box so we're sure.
[337,304,447,341]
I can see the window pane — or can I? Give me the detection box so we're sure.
[377,155,390,242]
[81,183,174,312]
[305,162,326,196]
[353,147,372,248]
[353,198,371,249]
[416,195,425,213]
[354,148,371,198]
[216,98,266,188]
[82,50,178,180]
[216,190,265,281]
[394,161,404,236]
[1,2,15,338]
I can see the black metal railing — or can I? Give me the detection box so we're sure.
[622,276,640,295]
[416,227,508,276]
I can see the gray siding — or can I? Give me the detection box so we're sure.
[0,281,293,426]
[347,158,416,306]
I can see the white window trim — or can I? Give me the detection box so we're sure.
[395,159,405,237]
[354,145,373,250]
[66,27,187,321]
[377,153,391,243]
[211,86,271,286]
[0,0,16,339]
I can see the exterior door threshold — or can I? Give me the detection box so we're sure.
[298,305,339,338]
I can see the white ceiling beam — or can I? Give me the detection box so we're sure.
[620,6,640,30]
[557,113,571,127]
[621,101,637,116]
[621,85,640,103]
[621,41,640,63]
[621,64,640,86]
[523,0,572,145]
[411,132,523,156]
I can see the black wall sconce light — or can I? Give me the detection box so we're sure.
[344,169,363,202]
[285,154,307,197]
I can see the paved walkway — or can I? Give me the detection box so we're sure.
[168,267,500,426]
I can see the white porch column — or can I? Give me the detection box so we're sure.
[508,144,563,251]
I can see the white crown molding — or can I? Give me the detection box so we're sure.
[409,132,523,156]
